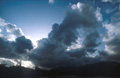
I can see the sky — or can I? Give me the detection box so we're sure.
[0,0,120,69]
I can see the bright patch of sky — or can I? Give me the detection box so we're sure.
[0,0,120,68]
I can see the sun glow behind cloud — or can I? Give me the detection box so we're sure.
[0,0,120,69]
[0,58,34,68]
[21,60,34,68]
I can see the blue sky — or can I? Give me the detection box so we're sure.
[0,0,66,41]
[0,0,118,41]
[0,0,120,68]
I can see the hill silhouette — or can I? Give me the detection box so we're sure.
[0,64,48,78]
[0,61,120,78]
[48,61,120,77]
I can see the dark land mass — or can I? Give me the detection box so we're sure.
[0,61,120,78]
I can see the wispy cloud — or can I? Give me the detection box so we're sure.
[48,0,54,4]
[102,0,112,2]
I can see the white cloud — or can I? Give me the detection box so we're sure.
[0,58,34,68]
[21,60,34,68]
[103,12,120,39]
[48,0,54,4]
[0,17,24,41]
[66,37,82,51]
[103,23,120,37]
[0,28,2,32]
[0,18,7,26]
[0,17,37,46]
[95,7,103,21]
[7,34,16,41]
[103,12,120,54]
[103,22,120,53]
[71,2,83,12]
[102,0,112,2]
[0,58,17,66]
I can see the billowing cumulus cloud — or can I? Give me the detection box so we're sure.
[0,18,34,65]
[0,18,24,41]
[0,36,33,59]
[0,0,120,69]
[14,36,33,54]
[6,24,24,37]
[0,18,34,67]
[30,2,101,68]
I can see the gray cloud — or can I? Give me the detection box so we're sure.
[6,24,23,38]
[1,1,120,68]
[101,12,120,62]
[0,36,33,60]
[0,37,15,58]
[14,36,33,54]
[48,3,99,46]
[82,31,100,53]
[30,2,101,68]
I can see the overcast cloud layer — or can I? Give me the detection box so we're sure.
[0,0,120,68]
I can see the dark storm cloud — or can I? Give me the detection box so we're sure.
[82,31,100,53]
[0,36,33,59]
[30,2,101,68]
[67,31,100,58]
[0,37,16,58]
[102,35,120,62]
[66,48,86,58]
[100,12,120,62]
[29,38,67,67]
[106,35,120,54]
[98,50,120,63]
[14,36,33,54]
[48,3,99,46]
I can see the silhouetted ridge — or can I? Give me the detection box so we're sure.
[48,61,120,77]
[0,61,120,78]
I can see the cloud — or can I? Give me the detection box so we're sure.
[102,0,112,2]
[71,2,83,11]
[0,58,17,66]
[95,7,103,21]
[30,2,101,68]
[0,18,24,41]
[105,8,117,14]
[14,36,33,54]
[0,18,34,67]
[0,36,33,60]
[1,1,120,69]
[6,24,24,37]
[0,18,7,26]
[48,0,54,4]
[101,12,120,62]
[0,28,2,32]
[102,0,120,3]
[82,31,100,53]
